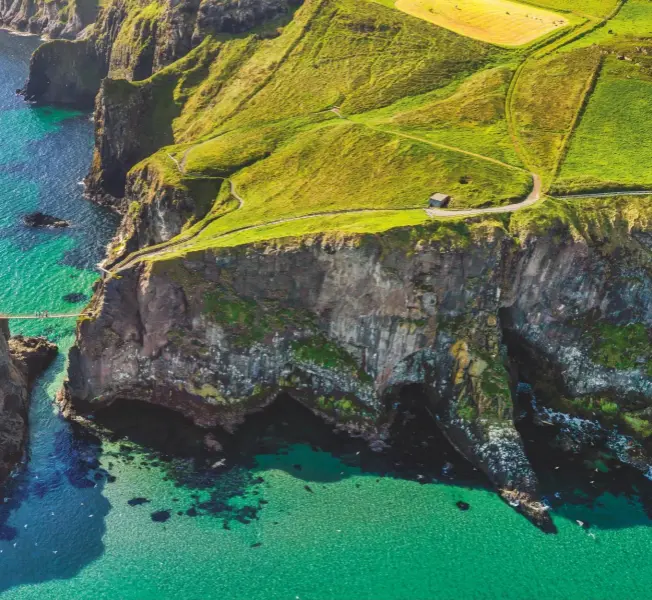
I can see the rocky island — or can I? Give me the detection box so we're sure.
[9,0,652,532]
[0,323,57,483]
[23,212,69,228]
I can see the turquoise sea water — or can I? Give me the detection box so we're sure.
[2,29,652,600]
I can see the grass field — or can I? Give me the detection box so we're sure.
[567,0,652,49]
[97,0,652,262]
[555,58,652,193]
[386,0,567,46]
[170,0,500,145]
[354,66,522,166]
[511,46,602,183]
[525,0,619,19]
[172,120,532,243]
[111,0,533,256]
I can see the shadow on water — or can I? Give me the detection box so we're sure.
[89,391,491,528]
[92,384,652,535]
[515,385,652,531]
[0,353,110,593]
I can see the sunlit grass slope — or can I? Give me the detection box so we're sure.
[180,120,531,229]
[525,0,619,19]
[555,58,652,194]
[101,0,652,263]
[353,66,522,166]
[511,46,601,185]
[169,0,502,144]
[110,0,539,254]
[372,0,568,46]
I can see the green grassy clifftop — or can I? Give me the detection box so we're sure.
[47,0,649,263]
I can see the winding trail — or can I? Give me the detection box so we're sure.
[428,174,541,217]
[229,179,245,208]
[112,174,542,273]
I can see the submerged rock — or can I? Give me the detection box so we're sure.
[127,497,150,506]
[22,212,69,228]
[151,510,171,522]
[63,293,88,304]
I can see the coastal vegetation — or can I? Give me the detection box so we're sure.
[73,0,648,267]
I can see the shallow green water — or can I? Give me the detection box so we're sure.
[1,29,652,600]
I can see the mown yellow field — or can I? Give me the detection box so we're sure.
[393,0,568,46]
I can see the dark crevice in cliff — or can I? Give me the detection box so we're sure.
[499,306,572,402]
[386,385,485,483]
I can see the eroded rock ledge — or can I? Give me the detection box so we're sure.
[0,321,57,484]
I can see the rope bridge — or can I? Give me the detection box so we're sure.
[0,264,107,320]
[0,313,83,320]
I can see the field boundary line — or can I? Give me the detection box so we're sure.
[331,109,527,173]
[552,190,652,199]
[505,0,627,176]
[549,55,604,184]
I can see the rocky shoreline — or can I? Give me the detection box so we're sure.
[12,0,652,532]
[0,321,57,484]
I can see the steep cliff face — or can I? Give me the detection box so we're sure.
[504,230,652,405]
[57,223,535,527]
[21,0,297,109]
[22,39,104,107]
[0,322,57,484]
[59,199,652,528]
[0,0,97,38]
[86,77,177,199]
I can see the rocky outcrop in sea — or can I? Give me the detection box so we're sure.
[0,322,57,484]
